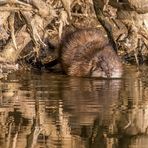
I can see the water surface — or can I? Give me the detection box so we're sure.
[0,65,148,148]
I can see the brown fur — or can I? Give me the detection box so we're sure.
[60,28,123,78]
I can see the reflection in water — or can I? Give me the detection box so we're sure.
[0,65,148,148]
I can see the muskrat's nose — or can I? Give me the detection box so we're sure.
[91,68,123,78]
[110,69,123,78]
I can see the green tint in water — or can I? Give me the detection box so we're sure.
[0,65,148,148]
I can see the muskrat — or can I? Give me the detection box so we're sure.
[59,28,123,78]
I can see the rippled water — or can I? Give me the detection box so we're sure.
[0,65,148,148]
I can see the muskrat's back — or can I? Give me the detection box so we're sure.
[60,28,123,78]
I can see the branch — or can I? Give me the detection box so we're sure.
[92,0,118,53]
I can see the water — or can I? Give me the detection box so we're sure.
[0,65,148,148]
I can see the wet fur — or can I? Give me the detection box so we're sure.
[60,28,123,78]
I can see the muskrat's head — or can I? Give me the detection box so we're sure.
[91,64,123,78]
[66,46,123,78]
[90,45,123,78]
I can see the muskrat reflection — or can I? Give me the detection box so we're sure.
[60,78,122,137]
[58,75,148,148]
[87,67,148,148]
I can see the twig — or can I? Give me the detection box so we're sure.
[0,6,35,12]
[92,0,118,53]
[8,12,17,50]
